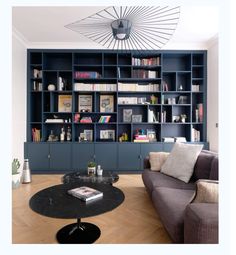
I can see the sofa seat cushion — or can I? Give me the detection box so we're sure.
[184,203,218,243]
[142,169,196,195]
[152,187,195,243]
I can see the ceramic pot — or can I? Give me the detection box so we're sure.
[87,167,96,176]
[48,84,56,91]
[12,173,21,189]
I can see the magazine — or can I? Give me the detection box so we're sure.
[67,186,103,202]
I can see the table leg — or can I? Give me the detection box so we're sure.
[56,218,101,244]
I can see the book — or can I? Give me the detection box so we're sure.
[67,186,103,202]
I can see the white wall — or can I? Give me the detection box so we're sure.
[207,37,219,152]
[12,32,27,166]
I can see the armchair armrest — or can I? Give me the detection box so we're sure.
[143,156,150,169]
[184,203,218,244]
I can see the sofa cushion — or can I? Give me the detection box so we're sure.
[149,152,169,171]
[161,143,203,183]
[191,179,218,203]
[142,169,196,195]
[184,203,218,243]
[152,187,195,243]
[192,151,215,181]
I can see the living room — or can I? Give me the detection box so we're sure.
[2,0,235,254]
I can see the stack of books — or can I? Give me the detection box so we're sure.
[98,116,111,123]
[80,117,92,123]
[134,134,149,143]
[67,186,103,202]
[32,128,41,142]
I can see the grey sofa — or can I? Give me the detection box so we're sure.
[142,150,218,244]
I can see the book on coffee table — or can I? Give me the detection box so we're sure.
[67,186,103,202]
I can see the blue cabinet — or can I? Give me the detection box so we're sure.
[72,143,94,170]
[50,143,71,171]
[95,143,117,170]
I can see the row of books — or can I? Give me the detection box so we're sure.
[133,134,149,143]
[196,103,203,122]
[132,70,158,79]
[192,84,200,92]
[74,71,101,79]
[98,115,111,123]
[132,56,161,66]
[74,83,117,91]
[33,81,42,91]
[191,128,201,142]
[118,82,160,92]
[162,137,187,142]
[118,97,146,105]
[32,128,41,142]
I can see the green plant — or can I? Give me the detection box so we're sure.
[87,161,96,167]
[12,158,20,175]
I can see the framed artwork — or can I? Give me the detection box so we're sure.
[147,129,157,142]
[100,130,115,140]
[58,95,72,112]
[123,109,132,122]
[78,95,93,112]
[100,95,114,112]
[132,114,142,123]
[84,129,93,141]
[178,96,188,104]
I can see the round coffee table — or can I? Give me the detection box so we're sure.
[29,182,124,244]
[62,171,119,185]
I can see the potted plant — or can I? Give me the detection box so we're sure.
[87,161,96,176]
[180,114,187,123]
[12,158,21,189]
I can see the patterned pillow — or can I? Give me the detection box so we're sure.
[149,152,169,171]
[191,179,218,203]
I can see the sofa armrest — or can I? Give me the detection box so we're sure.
[184,203,218,244]
[143,156,150,169]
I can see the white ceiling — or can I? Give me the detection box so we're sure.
[12,6,219,49]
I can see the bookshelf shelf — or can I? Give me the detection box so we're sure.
[25,49,208,173]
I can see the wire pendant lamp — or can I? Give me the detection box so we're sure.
[65,6,180,51]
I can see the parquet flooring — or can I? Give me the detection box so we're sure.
[12,174,171,244]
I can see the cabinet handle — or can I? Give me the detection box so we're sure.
[48,154,51,159]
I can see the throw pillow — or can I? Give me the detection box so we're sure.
[149,152,170,171]
[161,142,203,183]
[191,179,218,203]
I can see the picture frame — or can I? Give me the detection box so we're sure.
[146,129,157,142]
[132,114,142,123]
[123,109,132,122]
[58,95,72,112]
[100,95,114,112]
[84,129,93,142]
[78,95,93,112]
[100,129,115,141]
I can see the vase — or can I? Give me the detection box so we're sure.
[87,167,96,176]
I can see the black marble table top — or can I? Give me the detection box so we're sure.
[29,182,125,219]
[62,171,119,185]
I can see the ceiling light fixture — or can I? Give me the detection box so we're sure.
[65,6,180,51]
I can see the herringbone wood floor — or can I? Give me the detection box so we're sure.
[12,174,171,244]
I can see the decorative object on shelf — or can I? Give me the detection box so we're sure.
[100,95,114,112]
[178,95,188,104]
[74,113,80,123]
[58,95,72,112]
[97,165,103,176]
[84,129,93,142]
[48,84,56,91]
[65,6,180,51]
[66,126,72,141]
[150,94,157,104]
[22,159,32,184]
[12,158,21,189]
[123,109,132,122]
[180,114,187,123]
[47,130,59,142]
[78,95,93,112]
[132,114,142,123]
[172,115,180,123]
[87,161,96,176]
[60,127,65,141]
[100,130,115,141]
[147,129,157,142]
[179,84,183,91]
[119,132,128,142]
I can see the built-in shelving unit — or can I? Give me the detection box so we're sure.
[25,49,208,173]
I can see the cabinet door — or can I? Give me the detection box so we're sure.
[118,144,141,171]
[140,143,163,169]
[25,143,50,172]
[95,143,117,170]
[50,143,72,171]
[163,143,174,152]
[72,143,95,171]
